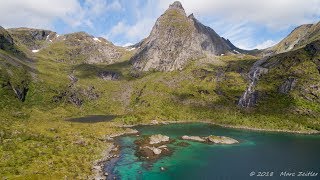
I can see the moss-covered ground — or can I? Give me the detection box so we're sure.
[0,48,319,178]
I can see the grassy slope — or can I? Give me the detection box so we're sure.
[0,45,319,178]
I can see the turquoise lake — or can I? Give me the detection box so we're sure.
[107,123,320,180]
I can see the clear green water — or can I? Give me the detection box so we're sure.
[109,123,320,180]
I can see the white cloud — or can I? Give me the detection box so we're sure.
[252,40,278,50]
[0,0,123,29]
[108,18,155,42]
[122,42,134,47]
[160,0,320,29]
[0,0,80,29]
[107,0,161,44]
[109,0,320,48]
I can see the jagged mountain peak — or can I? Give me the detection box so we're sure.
[130,1,242,71]
[188,13,195,19]
[169,1,184,10]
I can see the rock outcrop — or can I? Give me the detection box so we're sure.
[98,71,120,81]
[61,32,124,64]
[149,134,170,144]
[181,135,205,142]
[181,135,239,144]
[0,26,14,50]
[278,78,297,94]
[131,1,242,71]
[207,135,239,144]
[8,27,56,50]
[135,134,171,160]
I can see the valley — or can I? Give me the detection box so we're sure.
[0,1,319,179]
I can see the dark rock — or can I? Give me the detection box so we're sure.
[198,90,210,95]
[304,40,320,56]
[11,85,28,102]
[98,71,120,81]
[69,93,83,106]
[135,135,172,161]
[83,86,99,100]
[279,78,297,94]
[0,26,14,50]
[176,141,190,147]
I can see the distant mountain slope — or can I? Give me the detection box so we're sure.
[265,22,320,55]
[8,27,57,51]
[7,28,132,65]
[36,31,129,64]
[131,1,245,71]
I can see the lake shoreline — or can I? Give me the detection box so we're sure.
[93,120,319,179]
[119,120,319,135]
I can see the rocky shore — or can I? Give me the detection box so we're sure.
[118,120,319,135]
[91,128,139,180]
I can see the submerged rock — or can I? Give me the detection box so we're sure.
[181,135,239,144]
[137,145,170,160]
[181,135,205,142]
[176,141,190,147]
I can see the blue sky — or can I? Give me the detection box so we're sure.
[1,0,320,49]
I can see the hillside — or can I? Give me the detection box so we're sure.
[265,22,320,54]
[0,1,319,179]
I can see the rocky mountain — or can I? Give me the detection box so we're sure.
[37,31,127,64]
[265,21,320,55]
[239,39,320,116]
[6,28,129,65]
[0,27,130,103]
[8,27,57,51]
[131,1,244,71]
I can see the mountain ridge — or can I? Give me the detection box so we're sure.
[130,1,246,72]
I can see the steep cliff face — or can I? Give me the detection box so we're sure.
[239,40,320,117]
[0,26,14,50]
[8,27,56,50]
[131,1,240,72]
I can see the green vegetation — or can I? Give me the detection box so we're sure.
[1,38,319,178]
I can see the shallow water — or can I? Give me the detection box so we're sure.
[109,123,320,180]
